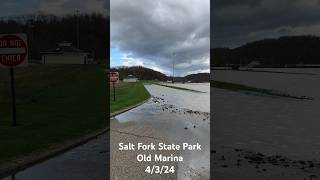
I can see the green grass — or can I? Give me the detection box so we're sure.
[152,83,205,93]
[0,65,107,165]
[212,80,313,100]
[110,82,150,113]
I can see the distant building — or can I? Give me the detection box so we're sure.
[123,75,139,82]
[41,42,90,64]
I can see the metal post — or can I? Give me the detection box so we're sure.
[172,53,175,84]
[10,67,17,127]
[172,58,175,83]
[113,82,116,101]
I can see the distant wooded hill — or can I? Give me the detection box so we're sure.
[212,35,320,67]
[0,13,108,62]
[175,73,210,83]
[111,66,210,83]
[111,66,168,81]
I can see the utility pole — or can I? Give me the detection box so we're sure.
[10,68,17,127]
[172,53,175,84]
[76,9,80,49]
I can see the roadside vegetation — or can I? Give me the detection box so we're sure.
[110,82,150,114]
[212,80,313,100]
[0,65,107,165]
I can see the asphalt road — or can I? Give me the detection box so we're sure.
[110,120,177,180]
[2,134,109,180]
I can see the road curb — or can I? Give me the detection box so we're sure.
[0,90,150,178]
[0,127,109,179]
[110,97,151,117]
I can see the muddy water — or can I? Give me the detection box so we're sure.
[212,69,320,179]
[145,84,210,112]
[115,84,210,180]
[162,83,210,93]
[213,69,320,99]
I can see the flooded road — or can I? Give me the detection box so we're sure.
[212,69,320,179]
[2,134,109,180]
[112,83,210,180]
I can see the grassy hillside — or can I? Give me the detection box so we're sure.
[0,65,107,164]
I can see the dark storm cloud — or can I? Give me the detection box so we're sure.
[111,0,210,76]
[0,0,108,17]
[0,0,38,16]
[37,0,107,15]
[212,0,320,48]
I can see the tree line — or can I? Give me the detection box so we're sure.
[212,35,320,67]
[111,66,168,81]
[111,66,210,82]
[0,13,109,62]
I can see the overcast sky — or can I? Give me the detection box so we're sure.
[0,0,107,17]
[111,0,210,76]
[212,0,320,48]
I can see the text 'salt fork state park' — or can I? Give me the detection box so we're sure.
[110,0,210,179]
[109,67,210,180]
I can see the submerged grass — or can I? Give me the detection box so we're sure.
[153,83,205,93]
[211,80,313,100]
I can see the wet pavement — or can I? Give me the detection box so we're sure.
[2,134,109,180]
[112,84,210,180]
[110,120,178,180]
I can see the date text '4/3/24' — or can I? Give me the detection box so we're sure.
[145,166,175,174]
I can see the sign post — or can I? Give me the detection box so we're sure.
[113,82,116,101]
[0,34,28,127]
[109,72,119,102]
[10,67,17,126]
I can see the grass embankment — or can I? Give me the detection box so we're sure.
[0,65,107,165]
[212,80,313,100]
[110,82,150,113]
[152,83,205,93]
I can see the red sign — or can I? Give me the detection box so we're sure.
[0,34,28,68]
[110,72,119,83]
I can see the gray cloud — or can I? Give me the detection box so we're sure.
[37,0,107,15]
[111,0,210,76]
[0,0,108,17]
[212,0,320,48]
[0,0,36,17]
